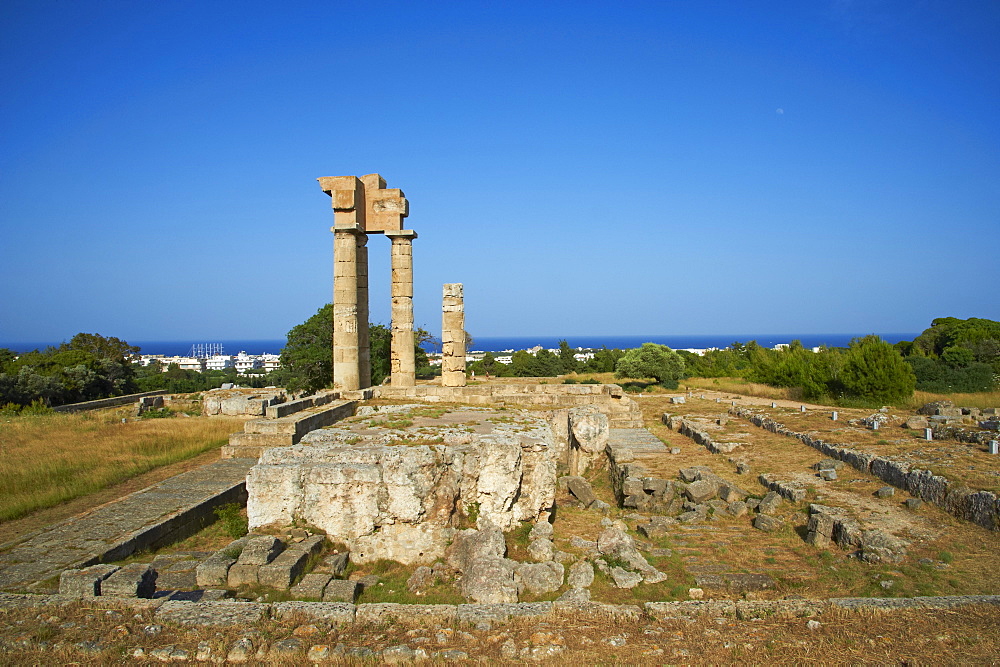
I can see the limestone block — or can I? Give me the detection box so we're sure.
[102,563,157,598]
[323,580,360,603]
[228,535,284,587]
[460,557,518,603]
[564,476,597,507]
[59,564,120,597]
[753,514,783,532]
[516,561,565,595]
[290,573,332,600]
[758,491,783,515]
[568,560,594,589]
[196,537,249,588]
[611,567,643,588]
[685,479,717,503]
[259,535,326,589]
[527,538,554,563]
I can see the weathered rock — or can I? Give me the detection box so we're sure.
[459,556,518,603]
[685,479,717,503]
[610,567,643,588]
[875,486,895,499]
[753,514,783,532]
[527,538,554,563]
[758,492,783,515]
[406,566,435,593]
[557,587,591,602]
[325,552,350,577]
[528,520,554,541]
[905,416,930,429]
[728,501,748,517]
[568,560,594,589]
[564,476,598,507]
[515,561,564,595]
[905,498,923,510]
[446,525,506,570]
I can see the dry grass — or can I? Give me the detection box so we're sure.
[683,376,803,401]
[905,389,1000,410]
[0,409,244,523]
[1,597,998,664]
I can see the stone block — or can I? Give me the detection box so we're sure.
[685,479,716,503]
[290,573,332,599]
[323,579,360,603]
[515,561,564,595]
[102,563,157,598]
[325,552,350,577]
[753,515,783,532]
[875,486,895,499]
[758,491,783,514]
[196,537,249,588]
[565,476,598,507]
[59,564,120,597]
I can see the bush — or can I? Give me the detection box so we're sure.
[214,503,248,538]
[840,336,916,404]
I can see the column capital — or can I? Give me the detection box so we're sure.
[331,223,366,235]
[385,229,418,240]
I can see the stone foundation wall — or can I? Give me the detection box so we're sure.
[246,435,557,565]
[731,407,1000,531]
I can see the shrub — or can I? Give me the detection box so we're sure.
[214,503,249,538]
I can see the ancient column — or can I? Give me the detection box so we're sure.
[387,230,418,387]
[319,175,368,392]
[441,283,466,387]
[332,225,366,391]
[356,233,371,389]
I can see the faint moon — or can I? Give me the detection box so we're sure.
[776,108,785,114]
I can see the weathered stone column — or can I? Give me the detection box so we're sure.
[387,230,418,387]
[356,233,371,389]
[441,283,466,387]
[333,225,366,391]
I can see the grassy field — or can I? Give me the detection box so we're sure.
[0,407,245,523]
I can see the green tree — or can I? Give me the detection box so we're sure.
[281,304,333,393]
[614,343,685,388]
[557,340,579,374]
[840,335,916,404]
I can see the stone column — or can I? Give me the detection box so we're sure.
[388,231,418,387]
[333,225,365,391]
[441,283,466,387]
[356,234,371,389]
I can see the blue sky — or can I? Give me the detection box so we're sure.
[2,1,998,344]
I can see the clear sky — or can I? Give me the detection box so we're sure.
[2,1,998,344]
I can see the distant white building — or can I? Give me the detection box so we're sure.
[159,356,205,372]
[234,351,262,374]
[205,355,235,371]
[260,353,282,373]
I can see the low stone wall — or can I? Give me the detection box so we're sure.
[731,407,1000,531]
[52,390,167,413]
[265,391,338,418]
[3,593,997,625]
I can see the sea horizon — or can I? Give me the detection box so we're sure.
[2,333,921,356]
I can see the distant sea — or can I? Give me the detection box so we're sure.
[2,333,919,356]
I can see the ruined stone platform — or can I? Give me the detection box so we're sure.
[0,458,256,593]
